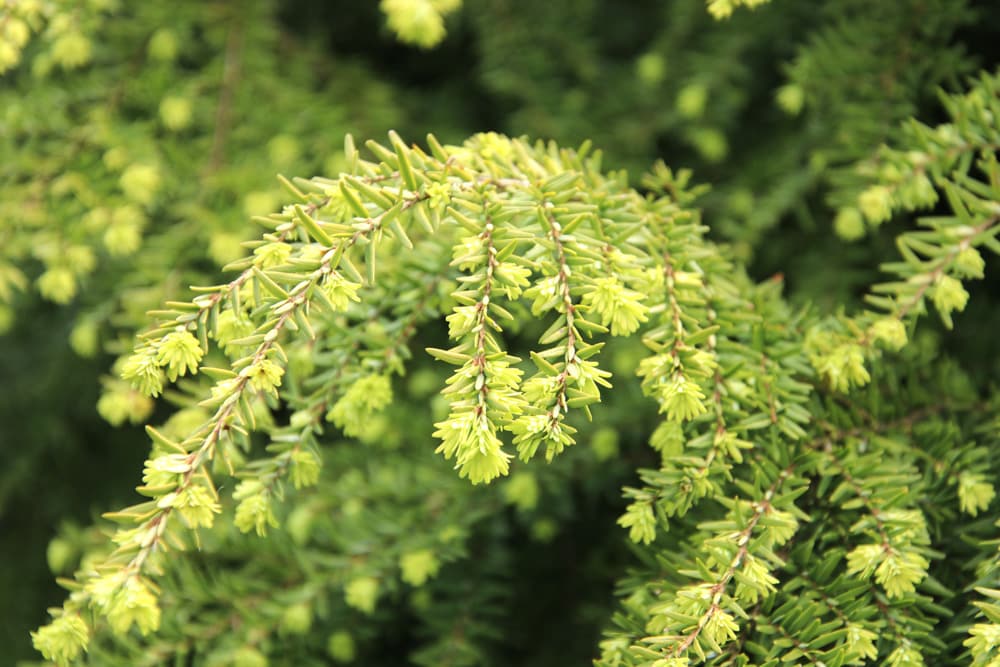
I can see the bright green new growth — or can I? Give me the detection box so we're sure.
[705,0,773,19]
[28,98,1000,665]
[380,0,463,48]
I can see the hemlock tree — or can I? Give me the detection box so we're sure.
[3,1,1000,666]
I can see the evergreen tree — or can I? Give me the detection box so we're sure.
[3,1,1000,665]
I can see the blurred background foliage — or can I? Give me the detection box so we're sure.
[2,0,1000,663]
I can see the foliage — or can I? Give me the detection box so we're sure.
[379,0,463,49]
[3,1,1000,666]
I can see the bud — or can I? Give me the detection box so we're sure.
[959,472,995,516]
[858,185,893,225]
[903,171,937,209]
[591,426,619,461]
[834,207,866,241]
[209,232,245,267]
[159,96,192,131]
[267,135,301,167]
[400,549,440,586]
[776,83,805,115]
[46,538,75,574]
[243,190,280,217]
[636,52,666,86]
[104,219,142,256]
[232,647,268,667]
[327,631,356,663]
[279,603,312,636]
[382,0,448,49]
[51,32,92,69]
[120,164,161,206]
[37,267,77,304]
[103,146,129,170]
[70,320,99,357]
[148,29,179,62]
[31,614,90,664]
[931,275,969,328]
[954,247,985,279]
[344,577,379,614]
[689,127,728,163]
[870,318,907,351]
[676,83,708,118]
[503,472,540,511]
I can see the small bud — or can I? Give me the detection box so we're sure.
[875,550,929,598]
[858,185,894,225]
[268,135,301,167]
[159,96,192,131]
[870,318,907,351]
[51,32,92,69]
[382,0,449,49]
[931,275,969,328]
[658,374,708,422]
[46,538,75,574]
[636,52,666,86]
[234,481,279,536]
[31,614,90,664]
[104,217,143,256]
[174,485,221,529]
[703,608,739,646]
[845,623,879,662]
[776,83,805,115]
[123,350,165,397]
[253,242,292,269]
[105,576,161,635]
[103,146,129,170]
[69,320,99,357]
[286,504,314,546]
[155,329,203,381]
[954,247,985,279]
[902,171,938,209]
[582,277,649,336]
[231,647,269,667]
[148,29,179,61]
[37,267,77,304]
[676,83,708,119]
[502,471,540,511]
[120,164,162,206]
[813,343,871,393]
[5,18,30,49]
[649,420,684,457]
[834,207,866,241]
[328,375,393,437]
[591,426,619,461]
[279,603,312,636]
[209,232,246,267]
[446,305,478,339]
[618,500,656,545]
[531,518,558,542]
[400,549,440,587]
[425,181,451,211]
[244,358,285,396]
[688,127,728,163]
[243,191,280,217]
[959,472,995,516]
[344,576,379,615]
[327,631,356,663]
[290,449,321,489]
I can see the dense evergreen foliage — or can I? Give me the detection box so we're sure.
[3,1,1000,665]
